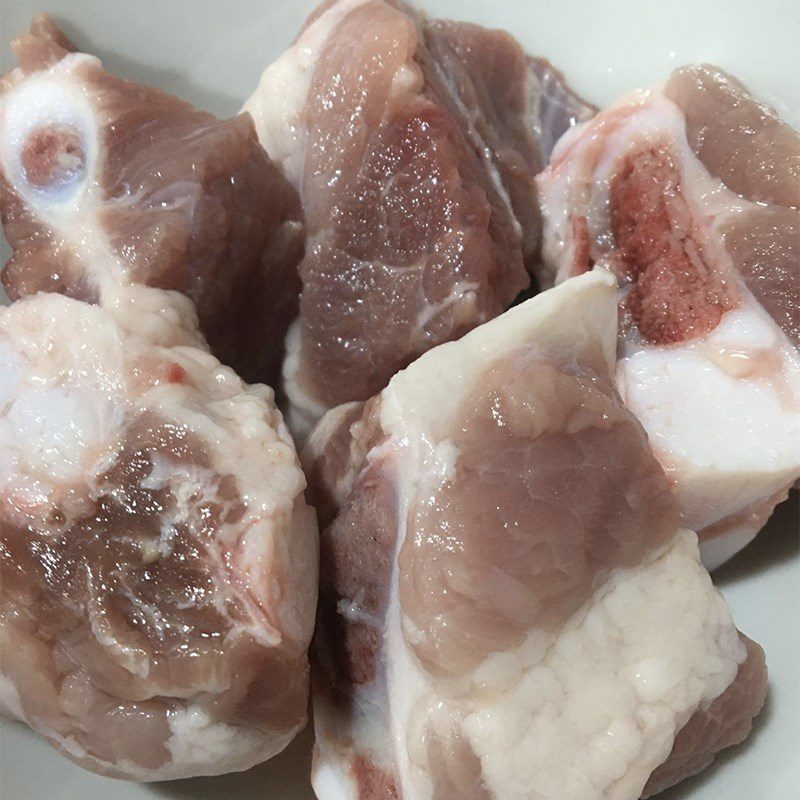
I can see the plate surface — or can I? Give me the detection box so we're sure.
[0,1,798,798]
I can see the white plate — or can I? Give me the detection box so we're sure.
[0,2,798,798]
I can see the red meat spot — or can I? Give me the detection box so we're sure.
[352,755,399,800]
[164,363,187,384]
[21,124,85,189]
[570,214,591,275]
[610,146,738,344]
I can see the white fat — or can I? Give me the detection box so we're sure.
[166,705,262,769]
[282,319,329,441]
[459,531,742,800]
[430,440,459,484]
[58,734,91,762]
[101,284,206,349]
[5,386,110,483]
[618,296,800,532]
[0,336,24,410]
[139,452,179,491]
[0,297,125,519]
[389,63,424,101]
[700,524,761,572]
[0,675,24,720]
[312,759,359,800]
[242,0,370,184]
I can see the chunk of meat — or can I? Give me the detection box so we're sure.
[536,64,800,568]
[642,635,767,798]
[0,288,318,780]
[0,15,304,385]
[243,0,593,436]
[304,271,765,800]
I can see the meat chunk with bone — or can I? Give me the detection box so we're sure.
[243,0,594,435]
[0,287,318,780]
[536,65,800,568]
[0,15,303,385]
[304,271,766,800]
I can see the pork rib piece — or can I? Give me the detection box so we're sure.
[0,287,318,780]
[0,15,303,385]
[536,65,800,568]
[304,271,766,800]
[244,0,594,435]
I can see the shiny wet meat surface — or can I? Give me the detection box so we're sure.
[0,290,318,780]
[244,0,594,434]
[400,353,676,677]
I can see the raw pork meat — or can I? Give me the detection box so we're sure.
[304,271,766,800]
[244,0,594,435]
[0,287,318,779]
[0,15,303,384]
[536,65,800,568]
